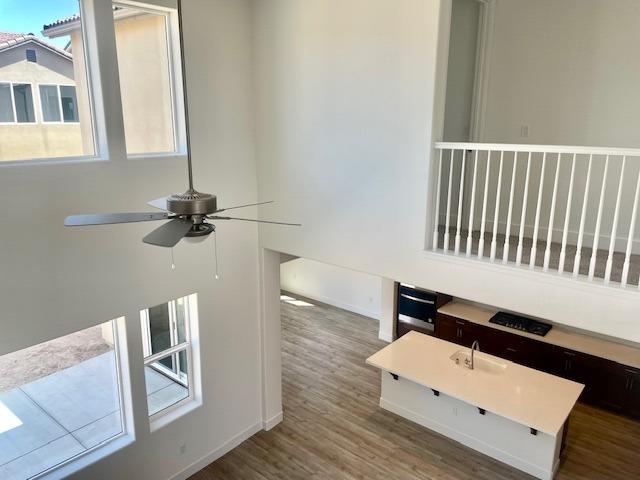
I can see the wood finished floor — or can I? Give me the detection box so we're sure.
[190,295,640,480]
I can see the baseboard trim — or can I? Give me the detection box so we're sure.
[263,411,283,431]
[282,288,381,321]
[378,331,394,343]
[168,421,262,480]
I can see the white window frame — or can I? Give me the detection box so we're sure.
[0,81,37,125]
[0,0,187,166]
[113,0,187,158]
[39,84,81,124]
[11,318,135,480]
[139,293,199,427]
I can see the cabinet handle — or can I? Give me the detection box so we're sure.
[631,378,635,390]
[563,351,576,357]
[455,320,466,326]
[400,294,435,305]
[457,327,462,338]
[506,347,517,353]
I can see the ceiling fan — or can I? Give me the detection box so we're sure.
[64,0,300,251]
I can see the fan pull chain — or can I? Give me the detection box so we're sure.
[170,248,176,271]
[213,229,220,280]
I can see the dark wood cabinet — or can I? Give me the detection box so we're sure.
[624,368,640,417]
[427,312,640,420]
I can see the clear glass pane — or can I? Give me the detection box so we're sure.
[145,350,189,417]
[0,1,95,161]
[178,349,188,376]
[176,297,187,344]
[113,4,177,155]
[40,86,61,122]
[147,303,172,354]
[60,85,79,122]
[0,83,14,122]
[13,84,35,123]
[0,321,123,478]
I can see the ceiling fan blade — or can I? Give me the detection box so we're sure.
[143,218,194,248]
[209,216,301,227]
[65,212,169,227]
[215,200,274,214]
[147,196,169,211]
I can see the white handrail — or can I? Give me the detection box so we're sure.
[455,151,466,254]
[435,142,640,157]
[432,143,639,289]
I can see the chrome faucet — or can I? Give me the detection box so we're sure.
[469,341,480,370]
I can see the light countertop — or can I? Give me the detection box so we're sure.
[366,331,584,436]
[438,302,640,370]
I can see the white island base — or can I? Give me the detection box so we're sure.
[380,373,563,479]
[367,332,583,480]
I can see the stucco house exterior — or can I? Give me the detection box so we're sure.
[43,7,175,156]
[0,7,175,163]
[0,33,84,161]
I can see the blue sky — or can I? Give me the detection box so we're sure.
[0,0,79,48]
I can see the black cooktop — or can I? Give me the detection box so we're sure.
[489,312,552,337]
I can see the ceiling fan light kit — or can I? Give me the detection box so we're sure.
[63,0,300,260]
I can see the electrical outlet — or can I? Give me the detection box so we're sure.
[179,444,187,455]
[452,407,458,416]
[520,125,529,138]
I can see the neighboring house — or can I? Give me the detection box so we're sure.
[43,8,175,156]
[0,33,83,161]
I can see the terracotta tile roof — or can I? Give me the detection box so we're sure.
[43,15,81,31]
[0,32,72,59]
[0,32,35,44]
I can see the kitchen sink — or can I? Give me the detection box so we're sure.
[450,350,508,374]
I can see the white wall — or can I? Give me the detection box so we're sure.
[483,0,640,149]
[442,0,479,142]
[253,0,640,344]
[0,1,269,479]
[441,0,640,249]
[281,258,383,320]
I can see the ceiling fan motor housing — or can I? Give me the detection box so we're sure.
[167,189,217,216]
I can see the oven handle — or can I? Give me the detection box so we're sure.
[400,294,435,305]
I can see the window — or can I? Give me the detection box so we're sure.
[40,85,62,122]
[0,83,14,123]
[39,85,80,123]
[140,294,198,419]
[0,0,95,162]
[12,84,35,123]
[113,3,180,155]
[61,85,80,122]
[0,320,125,479]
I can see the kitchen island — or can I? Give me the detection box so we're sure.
[366,331,584,480]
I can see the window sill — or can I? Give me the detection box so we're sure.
[149,397,202,434]
[38,433,135,480]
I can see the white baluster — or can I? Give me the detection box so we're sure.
[573,155,593,278]
[516,152,532,265]
[588,155,610,280]
[467,150,479,257]
[503,152,518,263]
[604,156,626,284]
[432,149,443,251]
[490,151,505,261]
[444,150,455,252]
[455,150,467,254]
[530,153,547,269]
[622,168,640,287]
[478,151,492,259]
[558,154,577,274]
[543,154,561,271]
